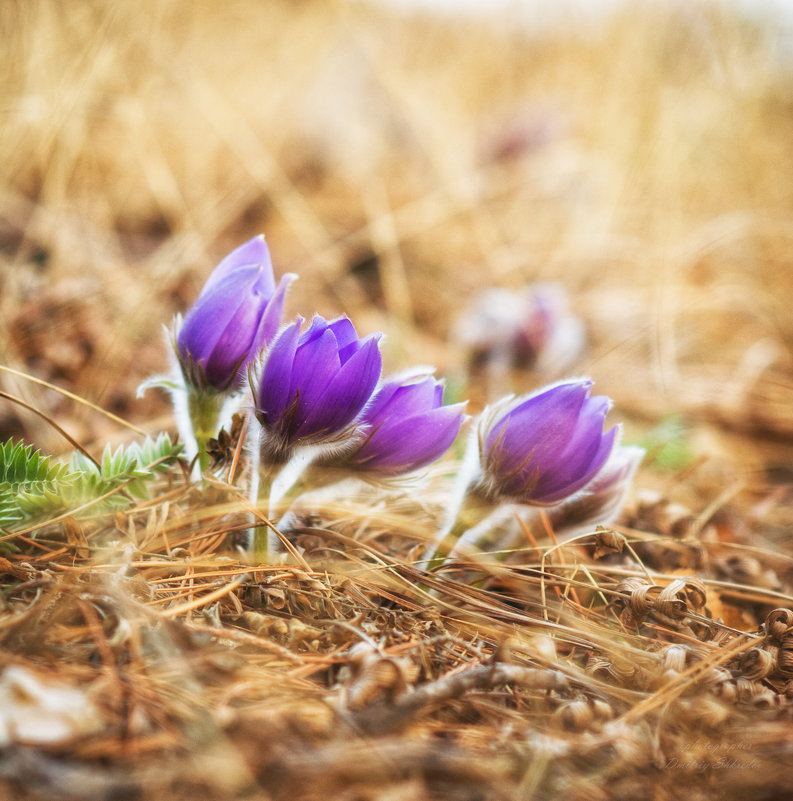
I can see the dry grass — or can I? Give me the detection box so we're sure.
[1,0,793,798]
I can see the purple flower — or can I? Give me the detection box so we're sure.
[177,236,295,390]
[342,372,467,476]
[478,379,618,505]
[254,315,382,460]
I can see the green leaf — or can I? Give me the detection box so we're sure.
[0,434,184,525]
[0,439,78,510]
[0,488,22,529]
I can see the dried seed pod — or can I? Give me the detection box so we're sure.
[690,695,733,729]
[344,643,414,710]
[740,646,777,681]
[764,608,793,642]
[749,691,784,711]
[717,680,737,703]
[346,659,407,709]
[629,491,697,538]
[291,591,323,614]
[608,652,638,682]
[733,677,771,702]
[656,579,690,620]
[660,669,681,685]
[680,575,707,610]
[776,634,793,677]
[285,618,324,648]
[696,667,733,690]
[614,576,650,596]
[590,698,614,722]
[680,696,731,728]
[206,412,246,468]
[615,577,662,621]
[240,611,289,638]
[526,635,558,664]
[601,719,648,766]
[262,587,287,610]
[717,555,780,591]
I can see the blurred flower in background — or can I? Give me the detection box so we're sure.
[454,284,586,395]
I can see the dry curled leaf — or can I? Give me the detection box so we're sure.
[592,527,627,559]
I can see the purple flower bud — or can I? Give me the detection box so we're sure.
[342,371,467,476]
[176,236,295,391]
[254,315,382,460]
[478,379,618,505]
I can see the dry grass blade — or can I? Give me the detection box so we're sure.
[0,389,99,466]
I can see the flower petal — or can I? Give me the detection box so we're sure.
[250,272,297,354]
[479,379,620,505]
[291,328,344,435]
[366,378,438,422]
[326,317,359,357]
[202,235,275,298]
[256,319,302,427]
[535,426,620,503]
[297,334,382,438]
[178,268,260,376]
[486,382,589,480]
[355,403,466,473]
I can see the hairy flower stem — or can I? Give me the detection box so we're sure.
[247,431,325,561]
[247,423,273,561]
[423,489,494,571]
[268,447,322,519]
[250,476,274,561]
[422,428,488,571]
[186,388,224,479]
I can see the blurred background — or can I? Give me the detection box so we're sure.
[1,0,792,504]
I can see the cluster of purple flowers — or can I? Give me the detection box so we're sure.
[173,235,640,552]
[175,237,467,478]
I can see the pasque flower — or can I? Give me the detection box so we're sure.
[254,315,382,461]
[478,379,618,505]
[340,371,467,476]
[177,236,295,391]
[423,378,622,569]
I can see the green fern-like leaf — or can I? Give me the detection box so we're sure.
[0,439,75,494]
[0,488,23,529]
[131,432,183,472]
[1,435,184,524]
[125,433,183,498]
[62,435,183,510]
[0,439,78,519]
[64,444,150,509]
